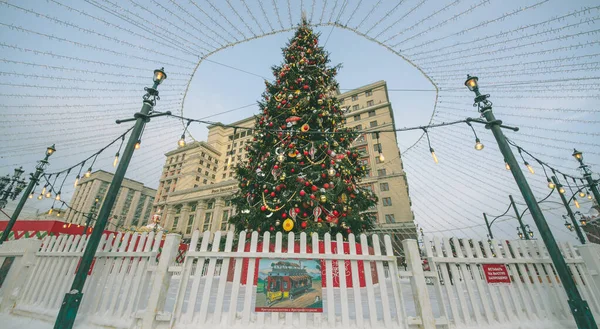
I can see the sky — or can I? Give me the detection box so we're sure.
[0,0,599,244]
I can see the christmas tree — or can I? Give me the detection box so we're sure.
[229,19,377,237]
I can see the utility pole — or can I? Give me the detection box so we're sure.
[54,68,168,329]
[509,195,530,240]
[572,149,600,206]
[0,145,56,245]
[553,176,586,244]
[465,75,597,329]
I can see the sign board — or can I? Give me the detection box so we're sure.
[255,258,323,313]
[482,264,511,285]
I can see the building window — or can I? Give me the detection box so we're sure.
[351,94,358,101]
[378,168,387,177]
[367,100,374,107]
[176,206,181,214]
[370,120,378,128]
[203,212,212,232]
[365,89,373,97]
[222,173,226,179]
[203,179,207,184]
[368,109,376,116]
[354,134,366,144]
[241,131,246,137]
[352,104,359,112]
[211,174,215,179]
[373,143,382,153]
[380,182,389,191]
[385,214,396,223]
[186,215,195,234]
[353,114,361,121]
[196,176,200,181]
[172,216,180,230]
[207,201,214,210]
[221,210,230,231]
[354,124,362,131]
[340,98,345,104]
[191,203,197,212]
[382,197,392,207]
[199,160,204,165]
[357,147,368,157]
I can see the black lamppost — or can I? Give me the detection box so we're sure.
[0,167,27,210]
[54,68,168,329]
[572,149,600,205]
[0,145,56,245]
[465,75,597,329]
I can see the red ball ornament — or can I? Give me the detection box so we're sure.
[275,186,281,192]
[323,183,330,189]
[310,194,316,200]
[300,161,305,165]
[295,208,301,213]
[303,151,309,156]
[273,165,279,169]
[333,210,339,216]
[264,189,269,193]
[300,190,306,196]
[270,226,275,231]
[311,185,318,192]
[321,173,327,179]
[303,85,309,90]
[282,213,287,219]
[305,182,310,187]
[270,192,276,197]
[346,228,351,234]
[301,221,307,229]
[291,168,295,173]
[321,163,326,168]
[268,122,274,127]
[303,212,308,217]
[261,206,266,211]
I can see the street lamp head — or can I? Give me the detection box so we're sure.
[0,175,10,190]
[46,144,56,157]
[580,218,587,226]
[465,75,479,92]
[13,166,24,179]
[153,67,167,85]
[565,221,573,231]
[572,149,582,160]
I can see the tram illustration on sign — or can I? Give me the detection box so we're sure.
[255,259,323,312]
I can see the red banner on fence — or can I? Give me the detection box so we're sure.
[482,264,511,284]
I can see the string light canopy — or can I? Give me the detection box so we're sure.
[0,1,598,241]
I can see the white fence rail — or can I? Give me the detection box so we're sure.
[1,230,600,329]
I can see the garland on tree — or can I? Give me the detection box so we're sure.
[229,19,378,237]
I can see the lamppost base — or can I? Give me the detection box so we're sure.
[568,299,598,329]
[54,291,83,329]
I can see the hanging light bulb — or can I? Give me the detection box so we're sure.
[579,191,586,198]
[45,190,52,198]
[474,138,484,151]
[178,134,186,147]
[547,178,555,189]
[41,185,47,195]
[28,192,33,199]
[559,186,565,194]
[135,140,141,150]
[57,212,60,217]
[379,152,385,162]
[85,167,92,178]
[55,192,61,201]
[574,198,580,209]
[505,162,510,170]
[524,162,534,174]
[49,207,54,215]
[113,152,120,167]
[430,148,438,164]
[74,175,80,188]
[588,194,593,200]
[37,193,43,200]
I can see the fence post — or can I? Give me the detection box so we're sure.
[0,238,42,312]
[576,244,600,298]
[402,239,436,329]
[142,233,181,329]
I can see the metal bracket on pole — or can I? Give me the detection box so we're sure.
[115,111,172,124]
[466,117,519,132]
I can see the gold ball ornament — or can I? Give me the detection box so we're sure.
[283,219,294,231]
[328,167,336,177]
[277,154,285,162]
[317,99,324,105]
[320,195,327,203]
[275,219,281,226]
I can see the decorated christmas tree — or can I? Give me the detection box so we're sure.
[229,19,377,237]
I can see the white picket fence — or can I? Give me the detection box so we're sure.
[0,230,600,329]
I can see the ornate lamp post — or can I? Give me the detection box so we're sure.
[54,68,168,329]
[0,167,27,210]
[0,145,55,245]
[465,75,597,329]
[572,149,600,205]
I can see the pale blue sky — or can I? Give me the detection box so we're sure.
[1,0,599,243]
